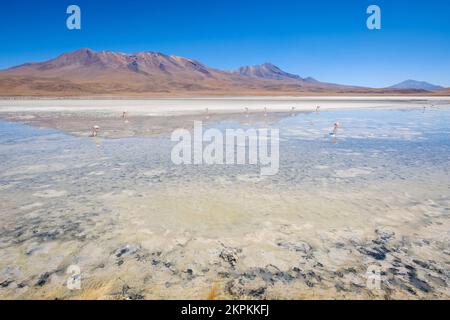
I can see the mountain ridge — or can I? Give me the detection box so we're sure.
[0,48,446,97]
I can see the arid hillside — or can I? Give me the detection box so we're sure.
[0,48,445,97]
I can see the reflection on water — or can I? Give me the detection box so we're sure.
[0,107,449,299]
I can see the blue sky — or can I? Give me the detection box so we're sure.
[0,0,449,87]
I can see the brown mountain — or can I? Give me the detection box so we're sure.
[0,48,437,97]
[435,87,450,94]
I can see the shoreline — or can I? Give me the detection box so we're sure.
[1,96,449,116]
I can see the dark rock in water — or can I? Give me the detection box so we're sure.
[359,245,390,260]
[128,292,145,300]
[0,279,13,288]
[151,259,160,266]
[275,271,294,282]
[115,244,138,258]
[346,267,357,274]
[186,268,193,276]
[408,272,432,293]
[219,248,241,267]
[243,271,257,280]
[240,266,297,286]
[256,268,275,284]
[334,271,344,278]
[225,280,245,297]
[314,262,324,268]
[413,259,430,269]
[367,250,386,260]
[120,284,145,300]
[387,267,400,276]
[163,261,177,274]
[375,228,395,242]
[36,272,51,286]
[404,264,415,271]
[307,270,322,282]
[403,285,417,295]
[354,230,395,261]
[292,267,302,274]
[248,287,266,298]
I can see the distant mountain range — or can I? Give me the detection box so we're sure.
[0,48,447,97]
[388,80,443,91]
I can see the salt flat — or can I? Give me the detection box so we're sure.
[0,96,449,115]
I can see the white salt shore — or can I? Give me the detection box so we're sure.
[0,96,449,115]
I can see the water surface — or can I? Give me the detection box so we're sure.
[0,106,449,299]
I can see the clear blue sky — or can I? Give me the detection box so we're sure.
[0,0,449,87]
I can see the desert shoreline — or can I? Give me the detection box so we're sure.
[1,96,449,116]
[1,96,449,139]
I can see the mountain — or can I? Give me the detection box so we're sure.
[437,87,450,94]
[0,48,438,97]
[388,80,443,91]
[4,48,217,82]
[235,63,302,80]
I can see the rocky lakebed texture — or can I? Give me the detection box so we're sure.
[0,105,449,299]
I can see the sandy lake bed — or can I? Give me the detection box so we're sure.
[0,97,449,299]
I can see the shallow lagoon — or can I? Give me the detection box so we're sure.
[0,106,449,299]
